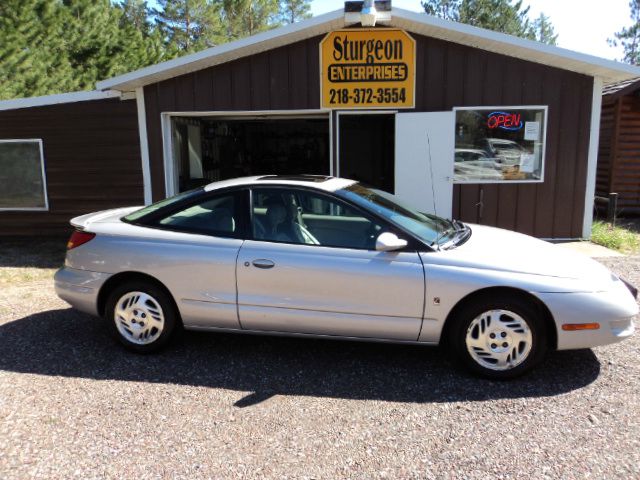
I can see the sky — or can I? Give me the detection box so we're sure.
[310,0,632,61]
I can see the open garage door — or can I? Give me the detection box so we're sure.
[166,114,330,195]
[395,112,455,219]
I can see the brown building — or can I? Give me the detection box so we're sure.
[2,7,640,238]
[0,91,142,235]
[597,77,640,215]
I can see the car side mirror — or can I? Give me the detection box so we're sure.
[376,232,408,252]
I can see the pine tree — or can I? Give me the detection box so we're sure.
[421,0,460,21]
[609,0,640,65]
[422,0,558,45]
[531,13,557,46]
[120,0,151,32]
[154,0,224,53]
[458,0,533,39]
[117,0,169,69]
[221,0,280,40]
[62,0,135,89]
[279,0,312,24]
[0,0,77,100]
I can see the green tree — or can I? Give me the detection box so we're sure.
[117,0,169,68]
[531,13,557,45]
[458,0,533,38]
[0,0,77,100]
[421,0,460,21]
[422,0,558,45]
[279,0,312,24]
[154,0,224,53]
[609,0,640,65]
[62,0,139,89]
[221,0,280,40]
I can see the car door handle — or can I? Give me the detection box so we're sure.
[252,259,275,269]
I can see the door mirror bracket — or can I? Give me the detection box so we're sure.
[375,232,408,252]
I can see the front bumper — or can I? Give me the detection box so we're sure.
[537,280,638,350]
[54,267,112,316]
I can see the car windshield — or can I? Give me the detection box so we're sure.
[336,183,466,248]
[123,188,204,222]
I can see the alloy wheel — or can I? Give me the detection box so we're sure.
[114,291,165,345]
[465,309,533,371]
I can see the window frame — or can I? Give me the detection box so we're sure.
[126,187,250,239]
[0,138,49,211]
[248,185,424,252]
[452,105,549,185]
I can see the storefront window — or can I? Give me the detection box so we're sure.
[453,107,547,183]
[0,140,48,210]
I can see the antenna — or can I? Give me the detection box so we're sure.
[425,131,441,250]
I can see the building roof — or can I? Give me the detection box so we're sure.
[0,90,121,112]
[602,77,640,97]
[96,7,640,92]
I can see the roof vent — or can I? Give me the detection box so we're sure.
[344,1,392,27]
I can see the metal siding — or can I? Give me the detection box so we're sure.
[0,98,142,235]
[142,32,593,238]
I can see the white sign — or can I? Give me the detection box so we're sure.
[520,153,535,173]
[524,121,540,141]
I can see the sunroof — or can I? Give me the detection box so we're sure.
[257,175,333,183]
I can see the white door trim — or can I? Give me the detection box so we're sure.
[582,77,604,239]
[135,87,153,205]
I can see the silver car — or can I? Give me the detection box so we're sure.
[55,175,638,379]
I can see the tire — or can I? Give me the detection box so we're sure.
[105,280,178,353]
[447,294,548,379]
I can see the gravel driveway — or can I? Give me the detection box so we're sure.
[0,240,638,479]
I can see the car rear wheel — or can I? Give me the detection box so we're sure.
[105,281,178,353]
[448,295,548,379]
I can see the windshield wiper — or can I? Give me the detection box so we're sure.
[431,220,468,249]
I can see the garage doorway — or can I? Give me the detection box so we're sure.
[165,113,330,195]
[337,112,395,193]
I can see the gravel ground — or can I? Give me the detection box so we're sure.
[0,240,639,479]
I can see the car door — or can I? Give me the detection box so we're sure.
[236,186,425,340]
[128,188,247,330]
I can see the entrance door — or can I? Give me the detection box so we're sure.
[338,112,395,193]
[395,112,455,219]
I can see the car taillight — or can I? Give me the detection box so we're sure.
[67,230,96,250]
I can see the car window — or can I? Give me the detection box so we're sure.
[154,192,240,237]
[123,187,204,222]
[251,188,385,250]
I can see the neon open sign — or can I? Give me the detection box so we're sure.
[487,111,523,131]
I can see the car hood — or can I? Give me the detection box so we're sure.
[424,224,614,283]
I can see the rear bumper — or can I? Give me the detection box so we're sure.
[537,281,638,350]
[54,267,112,316]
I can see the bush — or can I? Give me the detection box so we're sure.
[591,221,640,253]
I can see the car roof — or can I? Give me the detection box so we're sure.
[203,175,358,193]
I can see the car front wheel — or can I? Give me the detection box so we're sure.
[105,281,178,353]
[448,295,548,379]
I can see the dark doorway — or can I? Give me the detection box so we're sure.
[338,113,395,193]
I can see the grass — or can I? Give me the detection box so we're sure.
[591,220,640,254]
[0,236,67,287]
